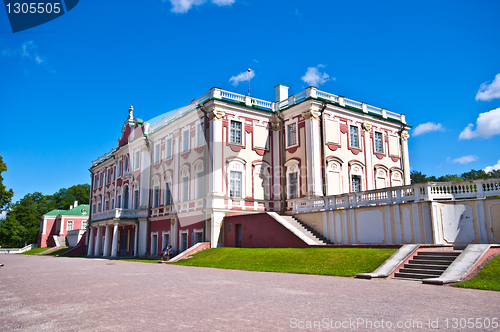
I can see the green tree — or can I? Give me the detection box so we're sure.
[410,171,429,184]
[52,184,90,210]
[461,169,490,180]
[0,155,14,212]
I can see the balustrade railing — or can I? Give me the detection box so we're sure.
[292,179,500,214]
[91,208,148,221]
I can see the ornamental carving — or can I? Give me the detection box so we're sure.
[362,122,372,132]
[302,109,320,120]
[173,129,181,138]
[208,109,225,121]
[401,132,410,141]
[270,116,281,131]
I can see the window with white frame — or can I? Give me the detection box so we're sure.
[181,176,189,202]
[97,202,101,213]
[124,156,129,173]
[153,186,160,208]
[113,166,116,181]
[197,123,204,147]
[349,163,364,193]
[67,220,73,231]
[229,171,242,198]
[117,194,122,208]
[111,198,115,209]
[350,125,359,148]
[133,189,139,209]
[287,122,297,147]
[123,186,130,209]
[105,200,109,211]
[166,138,172,159]
[351,175,361,192]
[82,220,88,229]
[151,233,158,256]
[289,172,299,199]
[106,169,111,184]
[134,151,140,170]
[230,121,242,144]
[374,132,383,153]
[99,173,103,187]
[92,204,96,214]
[94,175,98,188]
[196,172,204,199]
[162,232,170,250]
[118,161,122,177]
[165,182,172,205]
[154,144,161,164]
[183,130,190,152]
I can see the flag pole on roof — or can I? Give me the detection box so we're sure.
[247,68,251,96]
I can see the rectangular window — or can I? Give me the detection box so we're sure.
[153,187,160,208]
[94,176,98,188]
[92,204,96,213]
[287,123,297,147]
[99,174,103,187]
[113,166,116,181]
[196,173,204,199]
[230,121,242,144]
[183,130,189,152]
[124,157,129,173]
[182,177,189,202]
[229,171,242,198]
[97,203,101,213]
[106,169,111,184]
[350,125,359,148]
[155,144,161,164]
[197,123,204,147]
[118,161,122,177]
[166,139,172,159]
[82,221,88,229]
[374,132,383,153]
[134,151,140,170]
[352,175,361,192]
[111,199,114,209]
[105,200,109,211]
[289,172,299,199]
[117,195,121,209]
[67,220,73,231]
[133,190,139,209]
[165,183,172,205]
[227,223,232,234]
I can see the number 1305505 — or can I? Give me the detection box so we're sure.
[6,3,62,14]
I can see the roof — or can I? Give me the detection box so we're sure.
[45,204,90,217]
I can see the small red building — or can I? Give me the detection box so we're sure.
[38,202,89,248]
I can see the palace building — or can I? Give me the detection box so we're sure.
[86,85,411,258]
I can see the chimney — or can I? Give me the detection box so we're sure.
[74,201,78,208]
[275,84,289,102]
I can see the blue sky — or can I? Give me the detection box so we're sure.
[1,0,500,205]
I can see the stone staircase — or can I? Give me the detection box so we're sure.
[279,216,332,245]
[394,251,461,280]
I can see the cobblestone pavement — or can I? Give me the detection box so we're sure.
[0,254,499,331]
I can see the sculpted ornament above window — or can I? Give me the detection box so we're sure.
[302,109,320,120]
[362,122,372,132]
[401,132,410,141]
[208,109,225,120]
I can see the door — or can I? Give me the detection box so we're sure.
[119,230,127,257]
[236,224,242,247]
[180,232,188,252]
[151,234,158,256]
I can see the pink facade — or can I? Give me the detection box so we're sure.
[38,203,89,248]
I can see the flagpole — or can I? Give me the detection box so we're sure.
[247,68,251,96]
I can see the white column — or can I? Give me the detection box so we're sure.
[210,210,225,248]
[87,227,95,256]
[59,217,65,236]
[94,226,102,256]
[171,218,177,252]
[110,224,119,257]
[364,130,374,190]
[211,116,224,196]
[402,134,411,185]
[133,225,139,257]
[173,133,180,204]
[140,146,151,208]
[272,129,281,201]
[103,225,111,256]
[137,218,148,258]
[304,112,322,197]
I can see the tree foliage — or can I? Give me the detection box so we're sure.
[0,155,14,212]
[411,169,500,184]
[0,184,89,248]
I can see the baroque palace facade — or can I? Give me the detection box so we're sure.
[87,85,411,258]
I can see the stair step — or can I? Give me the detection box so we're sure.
[404,263,448,270]
[418,251,461,257]
[408,259,454,265]
[412,255,456,261]
[394,272,438,280]
[398,268,443,276]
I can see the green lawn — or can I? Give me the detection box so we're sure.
[172,247,396,277]
[453,255,500,292]
[41,247,74,256]
[18,247,53,255]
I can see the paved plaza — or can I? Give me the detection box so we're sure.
[0,254,499,331]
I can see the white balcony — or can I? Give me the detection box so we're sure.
[91,208,148,221]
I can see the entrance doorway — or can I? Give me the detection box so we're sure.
[236,224,242,247]
[119,230,127,257]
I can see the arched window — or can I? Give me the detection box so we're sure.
[227,158,246,199]
[179,166,190,202]
[390,168,403,187]
[253,162,270,200]
[326,157,343,195]
[164,172,173,206]
[123,185,130,209]
[285,159,300,199]
[152,176,160,208]
[374,165,389,189]
[349,161,365,193]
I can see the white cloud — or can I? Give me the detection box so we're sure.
[459,107,500,139]
[301,65,331,87]
[229,69,255,86]
[412,122,445,136]
[0,211,6,220]
[452,155,478,164]
[167,0,234,13]
[485,159,500,173]
[476,73,500,101]
[1,40,44,65]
